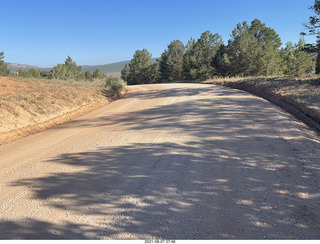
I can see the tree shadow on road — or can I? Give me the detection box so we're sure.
[2,84,320,239]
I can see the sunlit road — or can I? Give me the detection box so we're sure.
[0,83,320,239]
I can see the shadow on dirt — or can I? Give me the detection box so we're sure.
[2,84,320,239]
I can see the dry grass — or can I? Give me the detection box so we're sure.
[16,76,107,88]
[0,76,107,134]
[203,76,320,129]
[204,76,320,113]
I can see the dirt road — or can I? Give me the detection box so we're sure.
[0,83,320,239]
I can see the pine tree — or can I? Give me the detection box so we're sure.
[183,38,197,79]
[121,64,130,82]
[28,68,41,78]
[51,64,67,79]
[211,44,230,76]
[93,69,105,79]
[280,42,296,75]
[0,52,10,76]
[127,49,153,85]
[280,38,315,76]
[249,19,282,76]
[159,40,185,82]
[294,38,315,76]
[227,19,282,76]
[64,56,81,80]
[84,70,93,81]
[301,0,320,73]
[51,56,82,80]
[183,31,223,79]
[196,31,223,79]
[227,21,252,76]
[147,63,160,84]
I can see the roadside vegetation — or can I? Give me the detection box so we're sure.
[0,77,97,131]
[0,52,126,124]
[1,40,125,144]
[0,75,125,145]
[204,76,320,125]
[2,1,320,136]
[105,76,127,98]
[0,52,126,143]
[121,19,315,84]
[117,1,320,129]
[14,56,107,81]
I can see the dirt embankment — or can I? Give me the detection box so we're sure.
[203,77,320,133]
[0,77,116,145]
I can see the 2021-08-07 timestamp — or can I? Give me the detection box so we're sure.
[145,240,176,243]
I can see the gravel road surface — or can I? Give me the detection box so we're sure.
[0,83,320,239]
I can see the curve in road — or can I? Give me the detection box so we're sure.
[0,83,320,239]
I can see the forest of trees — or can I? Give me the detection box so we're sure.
[122,18,317,85]
[301,0,320,73]
[0,54,106,81]
[19,56,106,81]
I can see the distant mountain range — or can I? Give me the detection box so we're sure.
[6,58,158,74]
[6,63,39,72]
[81,60,131,74]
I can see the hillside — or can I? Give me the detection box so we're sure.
[81,58,158,73]
[81,60,130,74]
[0,77,112,145]
[6,63,39,72]
[7,58,158,74]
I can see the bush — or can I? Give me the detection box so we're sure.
[105,76,126,98]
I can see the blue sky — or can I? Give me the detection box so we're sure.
[0,0,317,67]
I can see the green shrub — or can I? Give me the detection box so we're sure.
[105,76,126,98]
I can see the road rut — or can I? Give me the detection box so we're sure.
[0,83,320,239]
